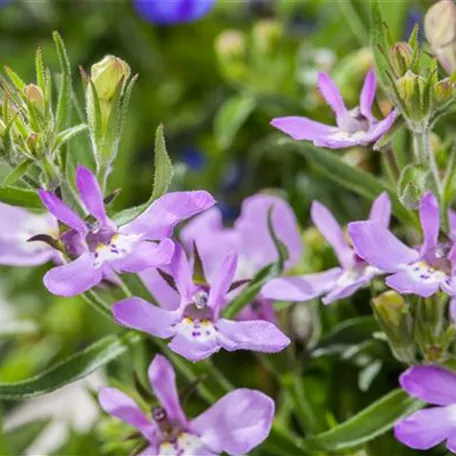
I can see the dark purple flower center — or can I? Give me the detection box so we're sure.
[152,407,182,442]
[183,290,214,321]
[422,243,453,274]
[338,107,370,134]
[85,224,116,252]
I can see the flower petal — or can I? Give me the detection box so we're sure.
[359,69,376,120]
[120,191,215,239]
[76,166,108,223]
[348,221,419,272]
[400,366,456,405]
[270,116,336,141]
[148,355,187,427]
[419,192,440,255]
[262,268,342,302]
[369,192,391,228]
[394,406,455,451]
[38,190,87,234]
[311,201,354,269]
[317,72,347,117]
[216,319,290,353]
[362,109,398,144]
[170,242,196,304]
[190,388,274,455]
[112,297,180,338]
[386,269,442,298]
[168,332,220,362]
[43,252,102,296]
[140,268,180,310]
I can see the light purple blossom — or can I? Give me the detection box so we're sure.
[0,203,59,266]
[99,355,274,456]
[262,192,391,305]
[349,192,453,298]
[113,244,290,362]
[271,69,398,149]
[394,365,456,452]
[39,165,215,297]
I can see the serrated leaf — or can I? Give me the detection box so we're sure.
[0,186,43,209]
[0,332,141,400]
[304,389,423,452]
[214,95,256,150]
[152,124,173,200]
[2,159,33,188]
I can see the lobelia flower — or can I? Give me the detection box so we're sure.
[177,193,302,322]
[133,0,216,25]
[0,203,59,266]
[99,354,275,455]
[349,192,454,298]
[38,165,215,297]
[394,365,456,452]
[113,243,290,362]
[262,192,391,305]
[270,69,398,149]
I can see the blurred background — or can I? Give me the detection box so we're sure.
[0,1,441,455]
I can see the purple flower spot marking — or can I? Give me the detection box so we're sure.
[192,331,201,337]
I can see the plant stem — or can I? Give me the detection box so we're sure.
[81,290,112,320]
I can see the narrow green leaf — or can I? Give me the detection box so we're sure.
[304,389,423,452]
[86,80,103,152]
[52,123,88,151]
[4,419,50,455]
[4,66,26,92]
[35,47,46,93]
[214,95,256,151]
[152,124,174,200]
[2,159,33,188]
[287,139,418,228]
[53,31,72,131]
[267,205,289,269]
[371,0,390,87]
[0,332,141,400]
[0,186,42,209]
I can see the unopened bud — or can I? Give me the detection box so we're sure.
[396,71,422,103]
[24,84,45,114]
[91,55,130,101]
[215,30,246,60]
[425,0,456,73]
[252,20,282,54]
[390,42,413,76]
[434,77,455,102]
[373,291,407,327]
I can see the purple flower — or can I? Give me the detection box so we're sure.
[179,193,303,322]
[113,244,290,362]
[99,354,274,455]
[271,69,398,149]
[394,365,456,452]
[0,203,59,266]
[262,192,391,305]
[133,0,216,25]
[39,165,215,297]
[349,192,453,298]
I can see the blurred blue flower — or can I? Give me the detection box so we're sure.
[133,0,217,25]
[405,8,423,43]
[180,146,206,170]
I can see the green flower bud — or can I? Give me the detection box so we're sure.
[91,55,130,101]
[252,20,282,54]
[215,30,248,82]
[373,291,407,327]
[23,84,45,114]
[434,77,455,102]
[425,0,456,74]
[390,42,413,77]
[396,70,422,103]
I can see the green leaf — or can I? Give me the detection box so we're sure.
[214,94,256,151]
[35,47,46,93]
[398,164,431,209]
[0,332,141,400]
[152,124,174,200]
[4,419,50,455]
[4,66,26,92]
[304,389,423,452]
[52,123,89,151]
[2,159,33,188]
[371,0,391,88]
[287,139,418,228]
[0,186,43,209]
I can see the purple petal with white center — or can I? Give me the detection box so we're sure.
[113,239,174,273]
[419,192,440,256]
[313,132,372,150]
[140,268,180,310]
[148,355,187,427]
[369,192,391,228]
[394,406,456,451]
[348,221,419,272]
[317,72,347,117]
[386,268,442,298]
[207,253,237,317]
[112,297,180,338]
[270,116,337,141]
[43,252,102,296]
[190,388,274,456]
[262,268,342,301]
[137,445,158,456]
[400,366,456,405]
[311,201,354,269]
[120,191,215,239]
[168,331,221,362]
[76,166,108,224]
[235,194,302,271]
[216,319,290,353]
[38,190,87,234]
[359,69,376,120]
[98,387,157,442]
[170,242,196,304]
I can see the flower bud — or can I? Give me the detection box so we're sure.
[434,77,455,102]
[396,70,421,103]
[373,291,407,327]
[23,84,45,114]
[90,55,130,101]
[425,0,456,74]
[215,30,248,82]
[390,42,413,77]
[252,20,282,54]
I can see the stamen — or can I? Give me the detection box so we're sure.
[193,291,209,310]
